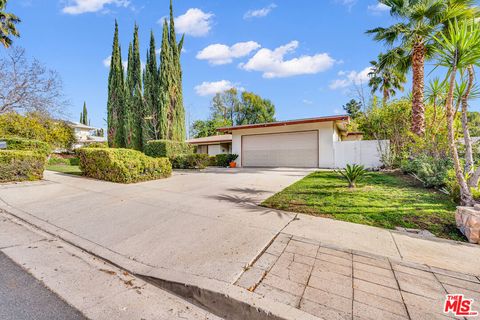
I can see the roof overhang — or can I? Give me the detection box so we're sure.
[186,134,232,145]
[217,115,350,134]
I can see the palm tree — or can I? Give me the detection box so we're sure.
[0,0,20,48]
[368,54,406,103]
[433,19,480,206]
[367,0,477,136]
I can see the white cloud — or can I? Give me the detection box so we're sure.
[244,3,277,19]
[194,80,241,96]
[329,67,373,90]
[367,2,390,14]
[174,8,214,37]
[302,99,313,105]
[336,0,357,10]
[196,41,261,65]
[62,0,129,14]
[241,41,335,78]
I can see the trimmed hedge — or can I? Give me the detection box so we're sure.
[171,154,210,169]
[144,140,193,158]
[0,150,46,182]
[48,156,79,166]
[77,148,172,183]
[83,142,108,148]
[1,137,51,155]
[215,154,239,167]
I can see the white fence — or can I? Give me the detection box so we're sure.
[334,140,389,169]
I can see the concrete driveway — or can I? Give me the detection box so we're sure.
[0,168,311,283]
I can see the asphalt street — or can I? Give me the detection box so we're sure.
[0,251,87,320]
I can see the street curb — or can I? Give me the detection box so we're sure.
[0,200,320,320]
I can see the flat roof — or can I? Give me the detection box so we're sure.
[186,134,232,145]
[217,115,349,133]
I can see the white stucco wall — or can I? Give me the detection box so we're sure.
[334,140,389,169]
[231,121,337,168]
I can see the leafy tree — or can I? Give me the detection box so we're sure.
[0,47,66,116]
[467,111,480,136]
[107,20,126,148]
[342,99,362,119]
[190,118,231,139]
[237,91,276,125]
[433,19,480,206]
[368,54,406,103]
[211,88,240,124]
[0,0,20,48]
[367,0,477,136]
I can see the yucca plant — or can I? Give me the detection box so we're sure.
[335,164,367,188]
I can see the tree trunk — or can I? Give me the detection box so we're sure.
[445,66,474,206]
[411,41,426,136]
[462,65,475,178]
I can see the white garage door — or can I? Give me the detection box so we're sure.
[242,131,319,168]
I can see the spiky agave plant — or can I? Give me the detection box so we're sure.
[335,164,367,188]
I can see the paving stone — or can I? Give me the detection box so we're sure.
[235,267,265,290]
[317,246,352,260]
[253,252,278,271]
[395,271,446,299]
[407,307,460,320]
[435,273,480,292]
[255,283,300,307]
[392,263,437,281]
[353,301,408,320]
[262,273,305,296]
[270,260,312,285]
[443,284,480,300]
[273,252,294,268]
[317,253,353,268]
[429,266,480,283]
[293,253,315,266]
[308,275,353,299]
[353,269,398,289]
[284,240,319,258]
[266,237,289,256]
[353,279,403,302]
[354,261,395,278]
[291,235,320,246]
[310,269,352,286]
[354,290,408,317]
[303,286,352,314]
[390,260,431,272]
[353,255,391,269]
[402,292,459,319]
[314,259,352,277]
[300,298,351,320]
[276,233,292,244]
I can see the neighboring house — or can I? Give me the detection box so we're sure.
[212,115,388,168]
[187,134,232,156]
[66,122,106,149]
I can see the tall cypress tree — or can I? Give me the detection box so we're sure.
[159,19,171,140]
[143,31,161,141]
[107,20,126,148]
[81,101,88,125]
[124,24,144,150]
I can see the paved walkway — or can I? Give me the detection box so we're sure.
[236,233,480,320]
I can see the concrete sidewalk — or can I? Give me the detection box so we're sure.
[0,213,222,320]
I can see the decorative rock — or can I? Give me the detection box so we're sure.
[475,204,480,211]
[456,206,480,244]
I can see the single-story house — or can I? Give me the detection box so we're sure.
[66,122,107,149]
[186,134,232,156]
[186,115,388,168]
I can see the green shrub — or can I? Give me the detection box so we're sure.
[215,154,238,167]
[48,155,79,166]
[335,164,367,188]
[84,142,108,148]
[208,156,217,167]
[171,154,210,169]
[144,140,193,158]
[444,169,480,203]
[1,137,51,155]
[401,154,452,188]
[77,148,172,183]
[0,150,46,182]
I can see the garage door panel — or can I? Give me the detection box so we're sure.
[242,131,318,168]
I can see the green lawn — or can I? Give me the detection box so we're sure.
[262,171,464,241]
[46,164,82,176]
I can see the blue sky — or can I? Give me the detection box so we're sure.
[9,0,476,133]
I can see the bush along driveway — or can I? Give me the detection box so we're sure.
[262,171,463,241]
